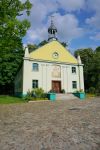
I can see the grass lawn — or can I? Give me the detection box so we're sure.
[0,95,26,104]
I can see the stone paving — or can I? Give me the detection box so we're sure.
[0,98,100,150]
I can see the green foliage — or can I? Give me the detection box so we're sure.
[0,95,26,104]
[27,41,48,53]
[61,42,68,47]
[28,44,38,52]
[86,93,96,98]
[73,89,84,93]
[88,87,96,94]
[49,89,56,93]
[24,88,47,101]
[0,0,32,94]
[27,40,68,53]
[61,89,65,93]
[38,40,48,47]
[74,47,100,94]
[95,46,100,53]
[23,90,33,101]
[31,88,44,98]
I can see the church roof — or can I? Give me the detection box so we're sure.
[29,40,78,64]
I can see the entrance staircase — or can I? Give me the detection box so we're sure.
[56,93,79,100]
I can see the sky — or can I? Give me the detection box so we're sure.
[21,0,100,52]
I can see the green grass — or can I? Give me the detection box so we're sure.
[0,95,27,104]
[86,93,96,98]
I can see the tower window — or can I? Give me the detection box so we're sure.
[32,80,38,88]
[72,81,77,89]
[32,63,39,71]
[72,67,76,73]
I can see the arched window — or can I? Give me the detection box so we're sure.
[32,63,39,71]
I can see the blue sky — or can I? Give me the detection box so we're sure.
[22,0,100,52]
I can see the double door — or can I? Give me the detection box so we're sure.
[52,81,61,93]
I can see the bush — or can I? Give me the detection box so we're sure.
[31,88,44,98]
[61,89,65,93]
[95,93,100,96]
[23,90,32,101]
[24,88,48,101]
[88,87,96,94]
[49,89,56,93]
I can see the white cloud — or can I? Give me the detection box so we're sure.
[86,0,100,13]
[25,13,84,44]
[26,27,48,43]
[90,32,100,41]
[53,13,84,42]
[58,0,85,12]
[85,0,100,28]
[21,0,100,47]
[86,13,100,29]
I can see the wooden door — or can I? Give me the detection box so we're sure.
[52,81,61,93]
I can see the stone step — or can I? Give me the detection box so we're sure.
[56,93,79,100]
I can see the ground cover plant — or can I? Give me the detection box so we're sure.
[0,95,26,104]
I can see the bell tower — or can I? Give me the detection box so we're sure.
[48,16,57,41]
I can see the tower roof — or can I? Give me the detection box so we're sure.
[48,19,57,33]
[48,16,57,41]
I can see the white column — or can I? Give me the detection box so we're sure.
[78,65,84,91]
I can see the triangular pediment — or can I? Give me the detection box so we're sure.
[29,40,78,64]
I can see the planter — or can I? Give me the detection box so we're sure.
[47,93,56,101]
[73,92,85,100]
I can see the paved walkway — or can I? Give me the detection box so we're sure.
[0,98,100,150]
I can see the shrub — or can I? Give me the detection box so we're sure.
[23,90,32,101]
[79,89,83,92]
[73,89,84,93]
[88,87,96,94]
[31,88,44,98]
[95,92,100,96]
[61,89,65,93]
[24,88,48,101]
[48,89,55,93]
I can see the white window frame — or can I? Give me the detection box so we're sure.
[72,81,77,89]
[32,63,39,71]
[72,67,76,74]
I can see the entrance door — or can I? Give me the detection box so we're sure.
[52,81,61,93]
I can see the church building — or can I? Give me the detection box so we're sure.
[15,19,84,97]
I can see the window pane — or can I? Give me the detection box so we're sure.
[32,63,38,71]
[32,80,38,88]
[72,81,77,89]
[72,67,76,73]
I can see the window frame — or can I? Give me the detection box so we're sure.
[32,80,38,88]
[32,63,39,71]
[72,81,77,89]
[72,67,76,74]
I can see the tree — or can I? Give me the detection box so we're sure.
[74,47,100,93]
[93,48,100,93]
[27,44,38,53]
[61,42,68,47]
[27,40,68,53]
[38,40,49,47]
[0,0,32,94]
[95,46,100,53]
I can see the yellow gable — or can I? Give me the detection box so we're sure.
[29,40,78,64]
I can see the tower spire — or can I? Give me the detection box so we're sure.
[48,16,57,41]
[51,15,54,26]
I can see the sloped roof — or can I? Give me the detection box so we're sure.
[29,40,78,64]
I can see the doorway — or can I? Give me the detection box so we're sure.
[52,81,61,93]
